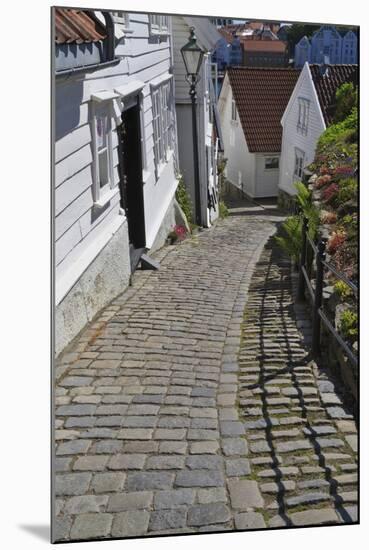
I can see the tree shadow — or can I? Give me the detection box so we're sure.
[240,236,356,525]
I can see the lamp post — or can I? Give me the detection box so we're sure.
[180,27,205,227]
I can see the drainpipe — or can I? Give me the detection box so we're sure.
[101,11,115,62]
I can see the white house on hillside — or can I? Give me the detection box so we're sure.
[54,8,179,355]
[218,67,300,198]
[172,16,224,226]
[279,62,358,199]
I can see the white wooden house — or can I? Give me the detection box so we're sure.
[279,62,358,199]
[218,67,300,198]
[54,8,179,355]
[172,16,223,226]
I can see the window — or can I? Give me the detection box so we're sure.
[149,14,169,35]
[151,80,174,175]
[111,11,130,29]
[294,148,305,179]
[111,11,129,23]
[91,101,115,205]
[297,98,310,135]
[265,157,279,170]
[231,99,237,122]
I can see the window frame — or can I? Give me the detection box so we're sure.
[231,98,237,122]
[294,148,305,180]
[91,100,116,206]
[151,77,175,179]
[111,11,130,27]
[264,156,279,170]
[297,97,310,135]
[149,14,169,36]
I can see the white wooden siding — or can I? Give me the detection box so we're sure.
[254,154,280,197]
[172,17,193,102]
[55,13,178,303]
[279,64,326,195]
[219,75,256,196]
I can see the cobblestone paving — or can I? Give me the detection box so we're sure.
[236,239,357,529]
[53,202,357,541]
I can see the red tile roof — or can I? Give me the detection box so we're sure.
[310,64,358,125]
[218,28,234,43]
[55,8,107,44]
[241,39,287,53]
[228,67,300,153]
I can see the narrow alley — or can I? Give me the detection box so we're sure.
[54,200,357,541]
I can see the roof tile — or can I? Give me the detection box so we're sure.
[228,67,300,152]
[55,8,107,45]
[309,64,358,125]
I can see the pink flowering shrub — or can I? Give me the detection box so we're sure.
[327,231,346,254]
[320,165,331,175]
[321,211,337,224]
[174,225,187,240]
[322,183,339,203]
[314,175,332,189]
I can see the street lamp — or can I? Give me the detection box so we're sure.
[181,27,205,226]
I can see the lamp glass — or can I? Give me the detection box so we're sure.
[180,29,205,77]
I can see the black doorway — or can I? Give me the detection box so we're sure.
[117,98,146,273]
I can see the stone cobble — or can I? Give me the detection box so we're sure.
[236,239,358,528]
[53,202,357,541]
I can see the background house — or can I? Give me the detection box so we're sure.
[279,62,358,199]
[294,25,358,67]
[241,38,288,67]
[212,29,243,70]
[172,16,223,226]
[54,8,180,355]
[218,66,300,198]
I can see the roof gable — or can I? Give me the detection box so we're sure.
[183,16,222,51]
[227,67,300,153]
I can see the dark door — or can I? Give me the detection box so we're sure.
[117,98,146,273]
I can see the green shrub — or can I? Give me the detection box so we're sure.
[176,177,193,224]
[219,201,229,219]
[275,215,302,264]
[340,309,358,342]
[334,280,352,300]
[317,107,358,151]
[337,178,357,204]
[333,82,358,123]
[294,182,320,239]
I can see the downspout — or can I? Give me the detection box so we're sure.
[101,11,115,62]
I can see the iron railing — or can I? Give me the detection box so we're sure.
[297,216,358,368]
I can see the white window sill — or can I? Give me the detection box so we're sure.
[150,29,169,37]
[93,186,120,209]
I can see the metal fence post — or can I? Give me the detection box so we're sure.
[312,238,327,356]
[297,216,308,301]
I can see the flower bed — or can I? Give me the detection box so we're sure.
[306,92,358,375]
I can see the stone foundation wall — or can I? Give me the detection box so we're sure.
[55,221,131,357]
[56,199,180,357]
[221,179,250,202]
[149,196,177,253]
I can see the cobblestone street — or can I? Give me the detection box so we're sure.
[54,201,358,541]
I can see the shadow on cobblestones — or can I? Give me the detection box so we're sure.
[240,235,357,526]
